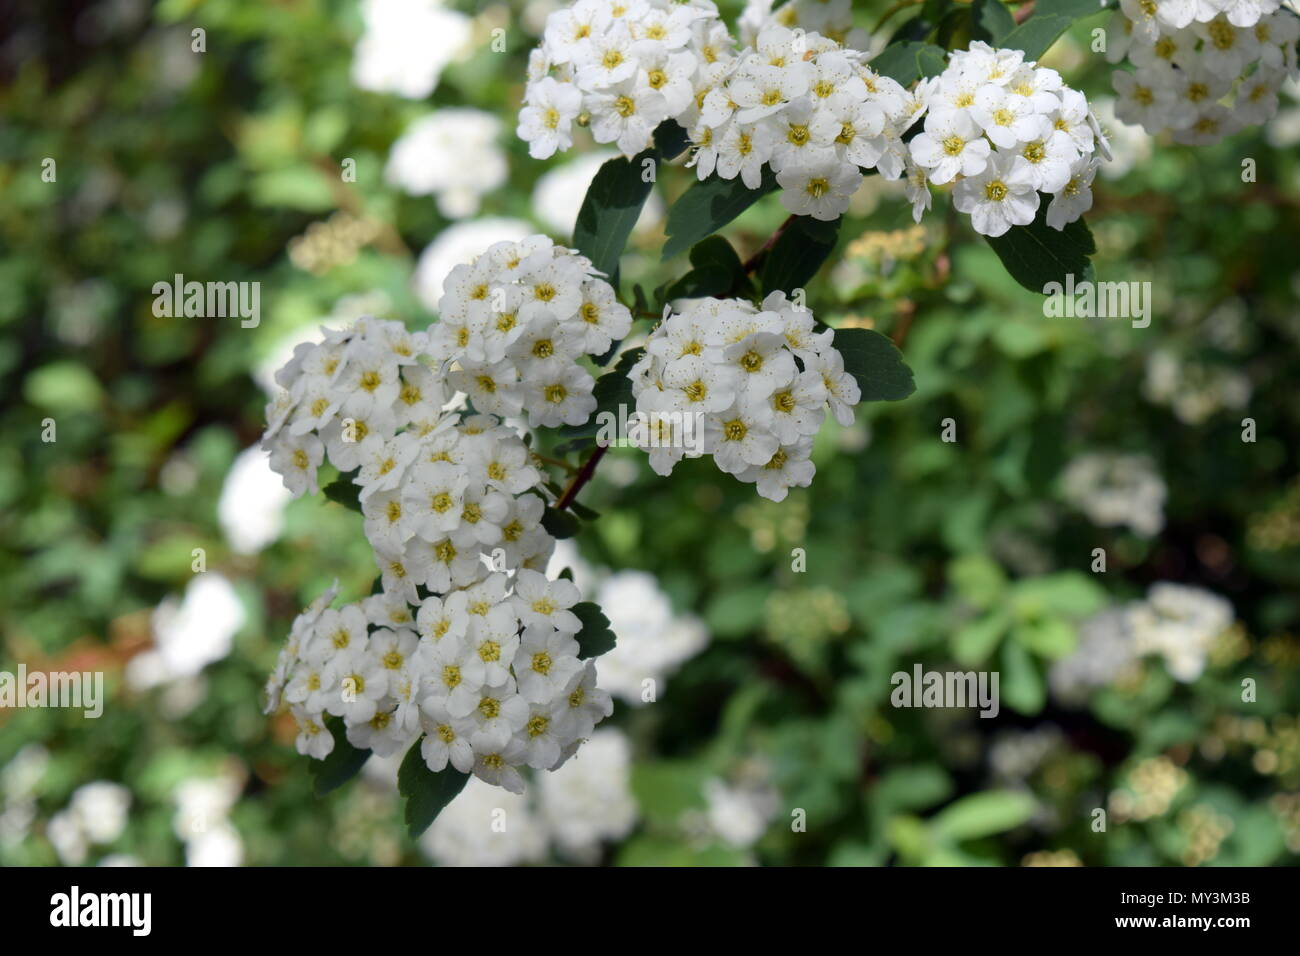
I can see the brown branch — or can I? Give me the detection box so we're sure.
[742,214,797,274]
[555,443,609,511]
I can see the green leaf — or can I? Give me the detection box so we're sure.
[761,216,841,297]
[832,327,916,402]
[541,507,581,539]
[972,0,1016,43]
[1013,616,1076,660]
[654,118,691,160]
[1013,572,1107,618]
[932,791,1037,841]
[558,346,644,441]
[322,471,361,512]
[666,235,752,300]
[1000,639,1046,714]
[984,206,1096,294]
[1000,13,1074,60]
[875,765,954,812]
[572,601,617,658]
[397,740,469,838]
[1036,0,1107,19]
[568,499,601,521]
[953,611,1010,666]
[662,167,777,260]
[308,717,370,797]
[916,43,949,79]
[949,554,1008,609]
[869,41,927,85]
[573,149,656,281]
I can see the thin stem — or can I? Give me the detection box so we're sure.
[742,214,797,274]
[556,444,610,511]
[533,453,578,474]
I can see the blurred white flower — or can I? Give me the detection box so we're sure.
[48,781,131,864]
[70,782,131,845]
[1128,583,1233,683]
[990,726,1064,782]
[0,745,48,847]
[531,152,664,238]
[1049,607,1140,703]
[1060,452,1166,538]
[1266,77,1300,148]
[703,773,778,849]
[185,823,243,867]
[174,771,245,868]
[595,571,709,705]
[351,0,471,100]
[1143,349,1251,425]
[386,110,508,219]
[218,445,293,555]
[129,573,245,690]
[538,728,638,857]
[413,218,532,309]
[1089,96,1151,179]
[47,810,88,865]
[420,776,548,866]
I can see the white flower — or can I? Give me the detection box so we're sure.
[351,0,471,100]
[1060,452,1167,537]
[706,403,779,475]
[776,156,862,220]
[518,77,585,160]
[952,150,1040,238]
[749,439,816,502]
[716,122,776,189]
[1046,156,1099,230]
[1012,130,1078,193]
[513,569,583,632]
[462,604,522,687]
[538,727,638,855]
[919,103,995,183]
[514,623,585,704]
[292,706,335,759]
[386,110,507,219]
[554,661,614,740]
[419,701,477,773]
[222,445,294,553]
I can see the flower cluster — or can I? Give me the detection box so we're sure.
[518,0,737,159]
[264,566,613,793]
[908,42,1110,237]
[690,24,925,220]
[627,292,859,502]
[260,267,622,792]
[430,235,632,430]
[1060,451,1167,537]
[1050,582,1235,700]
[1107,0,1300,144]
